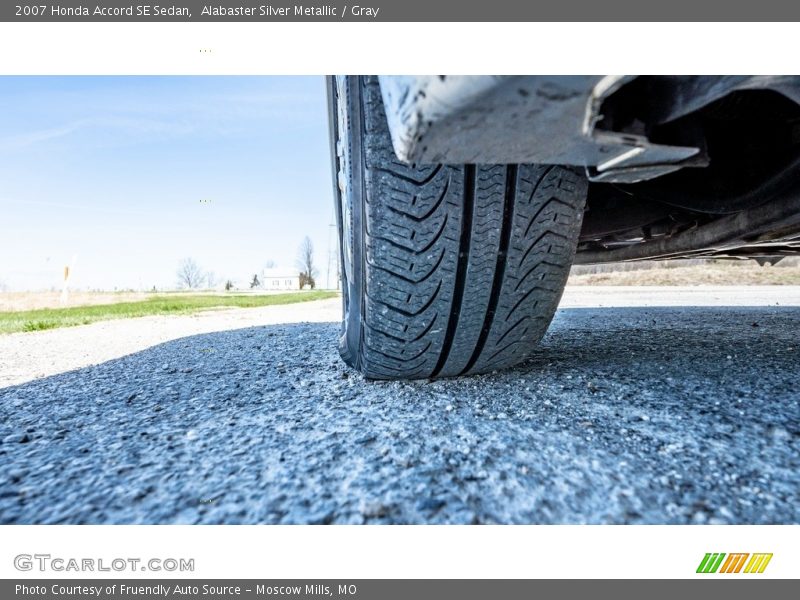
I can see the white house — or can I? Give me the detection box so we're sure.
[261,268,300,290]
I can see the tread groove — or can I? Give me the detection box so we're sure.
[517,227,570,269]
[460,165,516,375]
[374,164,442,185]
[367,249,446,285]
[513,258,564,291]
[366,279,442,318]
[430,165,475,378]
[368,214,449,255]
[386,177,450,222]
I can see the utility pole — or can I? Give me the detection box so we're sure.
[326,205,340,290]
[59,255,77,305]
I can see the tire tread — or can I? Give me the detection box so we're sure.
[351,76,586,379]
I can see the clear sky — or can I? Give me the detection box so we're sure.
[0,76,336,291]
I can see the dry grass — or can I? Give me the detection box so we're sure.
[568,263,800,286]
[0,289,322,312]
[0,291,152,311]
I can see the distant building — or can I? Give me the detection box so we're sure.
[261,268,300,290]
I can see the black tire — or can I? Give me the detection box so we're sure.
[329,76,587,380]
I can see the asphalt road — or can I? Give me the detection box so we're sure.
[1,294,799,524]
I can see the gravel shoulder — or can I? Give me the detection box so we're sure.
[1,287,798,524]
[0,298,341,388]
[3,286,799,388]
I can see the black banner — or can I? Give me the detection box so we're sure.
[5,0,800,21]
[3,580,798,599]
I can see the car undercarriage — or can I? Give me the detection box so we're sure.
[378,75,800,264]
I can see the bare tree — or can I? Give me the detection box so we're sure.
[296,236,317,289]
[204,270,218,289]
[0,278,7,293]
[264,259,276,269]
[176,258,204,289]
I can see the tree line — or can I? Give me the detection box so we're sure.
[175,235,318,291]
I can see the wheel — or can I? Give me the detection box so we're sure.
[328,75,588,380]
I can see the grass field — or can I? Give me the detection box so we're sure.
[0,291,339,334]
[568,263,800,286]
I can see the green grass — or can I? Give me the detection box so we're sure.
[0,291,339,334]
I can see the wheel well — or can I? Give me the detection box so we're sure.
[578,87,800,262]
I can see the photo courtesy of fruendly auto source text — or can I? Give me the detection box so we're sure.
[0,1,798,596]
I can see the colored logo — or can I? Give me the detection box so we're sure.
[696,553,773,574]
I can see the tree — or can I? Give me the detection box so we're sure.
[250,274,261,289]
[204,271,218,289]
[176,258,204,289]
[299,272,315,289]
[264,259,276,269]
[296,236,317,289]
[224,279,235,291]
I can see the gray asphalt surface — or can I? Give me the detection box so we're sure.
[1,304,798,524]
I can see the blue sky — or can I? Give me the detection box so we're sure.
[0,76,335,291]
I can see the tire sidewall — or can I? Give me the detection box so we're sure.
[329,76,366,369]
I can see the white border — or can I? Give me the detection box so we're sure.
[0,22,799,75]
[1,525,798,579]
[1,19,799,581]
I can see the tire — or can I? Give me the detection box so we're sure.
[329,76,587,380]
